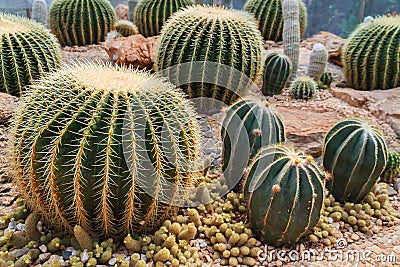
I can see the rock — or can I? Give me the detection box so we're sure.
[39,252,51,262]
[350,233,360,241]
[115,4,129,20]
[0,92,18,124]
[62,250,72,260]
[39,244,48,253]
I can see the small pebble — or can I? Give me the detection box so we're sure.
[80,250,89,262]
[351,233,360,241]
[12,248,29,258]
[62,250,72,260]
[39,253,51,262]
[16,223,25,231]
[39,244,48,253]
[108,258,117,265]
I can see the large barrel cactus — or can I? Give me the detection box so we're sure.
[243,144,324,246]
[9,62,202,237]
[244,0,307,42]
[49,0,117,46]
[322,118,387,203]
[342,15,400,90]
[133,0,194,37]
[262,52,292,96]
[0,13,61,96]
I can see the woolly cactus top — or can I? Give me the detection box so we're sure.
[298,76,313,83]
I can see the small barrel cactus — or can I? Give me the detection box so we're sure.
[0,13,61,96]
[113,20,138,37]
[322,118,387,203]
[49,0,117,46]
[133,0,194,37]
[244,0,307,42]
[243,144,324,246]
[262,52,292,96]
[283,0,300,79]
[9,62,202,237]
[319,71,333,89]
[381,150,400,184]
[32,0,49,27]
[307,43,328,82]
[342,15,400,90]
[221,97,286,191]
[289,76,317,100]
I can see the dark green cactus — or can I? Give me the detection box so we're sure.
[0,13,61,96]
[322,118,387,203]
[319,71,333,89]
[342,15,400,90]
[289,75,317,100]
[9,62,202,237]
[381,150,400,184]
[133,0,194,37]
[49,0,117,46]
[244,0,307,42]
[32,0,48,27]
[243,144,324,246]
[262,52,292,96]
[113,20,139,37]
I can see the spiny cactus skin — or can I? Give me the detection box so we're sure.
[49,0,117,46]
[32,0,49,27]
[322,118,387,203]
[113,20,139,37]
[289,76,317,100]
[243,144,324,246]
[262,52,292,96]
[133,0,194,37]
[0,13,61,96]
[244,0,307,42]
[342,16,400,90]
[9,62,202,237]
[381,150,400,184]
[221,98,286,191]
[307,43,328,82]
[319,71,333,89]
[155,5,264,110]
[282,0,300,80]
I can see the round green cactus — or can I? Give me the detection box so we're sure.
[342,15,400,90]
[289,75,317,100]
[113,20,139,37]
[9,62,202,237]
[319,71,333,89]
[322,118,387,203]
[381,150,400,184]
[133,0,194,37]
[49,0,117,46]
[262,52,292,96]
[243,144,324,246]
[0,13,61,96]
[244,0,307,42]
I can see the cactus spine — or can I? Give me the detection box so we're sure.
[282,0,300,80]
[262,52,292,96]
[49,0,117,46]
[322,118,387,203]
[289,76,317,100]
[0,13,61,96]
[32,0,48,27]
[9,62,202,237]
[319,71,333,89]
[243,144,324,246]
[307,43,328,82]
[113,20,139,37]
[381,150,400,184]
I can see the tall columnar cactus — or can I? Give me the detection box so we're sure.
[322,118,387,203]
[133,0,194,37]
[9,62,202,237]
[243,144,324,246]
[32,0,48,27]
[381,150,400,184]
[262,52,292,96]
[342,15,400,90]
[221,97,286,191]
[0,13,61,96]
[289,75,317,100]
[113,20,139,37]
[155,5,264,111]
[282,0,300,80]
[49,0,117,47]
[244,0,307,42]
[307,43,328,82]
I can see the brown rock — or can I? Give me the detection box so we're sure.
[115,4,129,20]
[0,92,18,124]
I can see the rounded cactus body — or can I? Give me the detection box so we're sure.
[244,0,307,42]
[319,71,333,88]
[133,0,194,37]
[342,16,400,90]
[262,52,292,96]
[32,0,49,27]
[221,97,286,191]
[114,20,139,37]
[381,150,400,184]
[9,62,202,237]
[289,75,317,100]
[49,0,117,47]
[243,144,324,246]
[0,13,61,96]
[322,118,387,203]
[307,43,328,82]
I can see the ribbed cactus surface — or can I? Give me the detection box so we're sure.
[282,0,300,80]
[289,75,317,100]
[133,0,194,37]
[244,144,324,246]
[262,52,292,96]
[381,150,400,184]
[323,118,387,203]
[32,0,49,27]
[114,20,139,37]
[9,62,202,237]
[307,43,328,82]
[320,71,333,88]
[342,16,400,90]
[49,0,117,46]
[0,13,61,96]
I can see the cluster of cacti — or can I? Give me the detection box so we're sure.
[133,0,194,37]
[155,5,264,111]
[49,0,117,46]
[282,0,300,79]
[243,144,325,246]
[32,0,49,27]
[307,43,328,82]
[113,20,139,37]
[9,62,202,237]
[342,15,400,90]
[0,13,61,96]
[323,118,387,203]
[289,75,318,100]
[262,52,292,96]
[381,150,400,184]
[244,0,307,42]
[319,71,333,89]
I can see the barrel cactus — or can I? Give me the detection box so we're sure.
[133,0,194,37]
[283,0,300,79]
[49,0,117,46]
[381,150,400,184]
[322,118,387,203]
[243,144,324,246]
[307,43,328,82]
[289,75,317,100]
[113,20,138,37]
[9,62,202,237]
[319,71,333,89]
[342,15,400,90]
[32,0,49,27]
[262,52,292,96]
[0,13,61,96]
[155,5,264,111]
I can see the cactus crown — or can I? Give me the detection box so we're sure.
[0,14,31,34]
